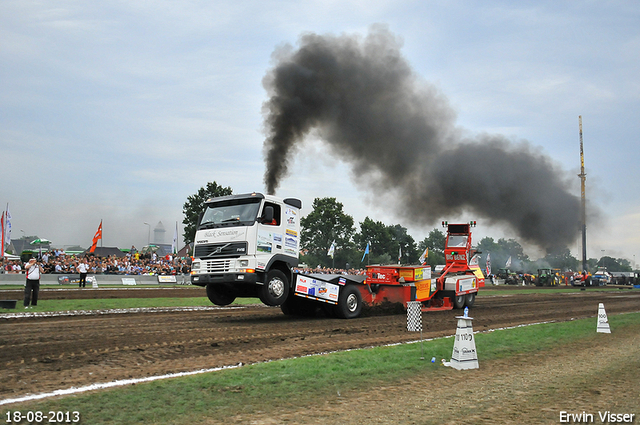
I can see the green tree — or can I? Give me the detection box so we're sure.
[300,197,355,268]
[355,217,392,264]
[389,224,418,264]
[598,256,632,272]
[182,182,233,245]
[476,237,530,272]
[418,228,446,265]
[476,236,501,274]
[541,248,580,272]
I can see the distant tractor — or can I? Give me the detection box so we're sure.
[535,268,562,286]
[497,268,519,285]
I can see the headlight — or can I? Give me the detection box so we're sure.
[239,260,249,267]
[191,261,200,270]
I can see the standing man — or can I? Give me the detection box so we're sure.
[181,260,190,285]
[24,258,43,308]
[77,258,89,288]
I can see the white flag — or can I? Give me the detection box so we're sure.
[327,240,336,258]
[1,211,4,257]
[172,222,178,254]
[505,256,512,268]
[4,205,11,248]
[418,247,428,264]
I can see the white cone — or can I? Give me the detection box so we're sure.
[449,315,479,370]
[89,276,99,288]
[597,303,611,333]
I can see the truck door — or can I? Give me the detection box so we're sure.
[257,202,284,256]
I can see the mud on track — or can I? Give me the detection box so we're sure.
[1,287,639,402]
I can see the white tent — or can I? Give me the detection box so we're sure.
[2,252,20,260]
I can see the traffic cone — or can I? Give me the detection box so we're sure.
[597,303,611,333]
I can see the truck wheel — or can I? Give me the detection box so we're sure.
[260,270,289,306]
[336,285,362,319]
[454,294,465,309]
[280,296,295,315]
[206,284,236,306]
[465,293,475,307]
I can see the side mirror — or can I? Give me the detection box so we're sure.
[262,206,274,224]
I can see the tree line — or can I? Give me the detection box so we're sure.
[182,182,634,273]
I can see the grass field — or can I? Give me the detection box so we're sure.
[2,311,638,424]
[0,297,259,313]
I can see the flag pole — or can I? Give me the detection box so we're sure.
[1,210,5,257]
[2,203,8,257]
[1,210,5,260]
[174,221,179,255]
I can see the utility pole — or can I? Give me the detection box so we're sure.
[578,116,587,272]
[144,222,151,247]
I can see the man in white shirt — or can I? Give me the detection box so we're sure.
[77,259,89,288]
[24,258,44,308]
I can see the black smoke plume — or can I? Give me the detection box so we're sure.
[262,26,580,250]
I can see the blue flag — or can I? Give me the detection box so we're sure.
[361,242,370,262]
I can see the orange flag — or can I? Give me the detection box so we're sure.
[89,221,102,253]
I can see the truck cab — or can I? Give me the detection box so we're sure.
[190,192,302,306]
[436,222,485,308]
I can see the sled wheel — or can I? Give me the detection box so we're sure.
[454,294,465,309]
[465,293,476,308]
[336,285,363,319]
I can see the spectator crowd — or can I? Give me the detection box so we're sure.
[2,248,191,276]
[294,266,366,276]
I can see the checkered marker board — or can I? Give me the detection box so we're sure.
[407,301,422,332]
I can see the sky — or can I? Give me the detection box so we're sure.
[1,1,638,265]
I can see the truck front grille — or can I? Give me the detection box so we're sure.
[204,259,232,273]
[194,242,247,258]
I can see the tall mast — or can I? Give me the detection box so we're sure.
[578,116,587,272]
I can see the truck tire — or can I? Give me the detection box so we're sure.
[336,285,363,319]
[454,294,465,309]
[280,296,296,315]
[465,293,475,307]
[206,284,236,306]
[260,269,289,306]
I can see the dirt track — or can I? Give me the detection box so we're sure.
[1,286,639,402]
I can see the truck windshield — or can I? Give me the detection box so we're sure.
[200,199,261,227]
[447,235,468,248]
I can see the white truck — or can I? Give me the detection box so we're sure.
[190,192,302,306]
[192,196,484,320]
